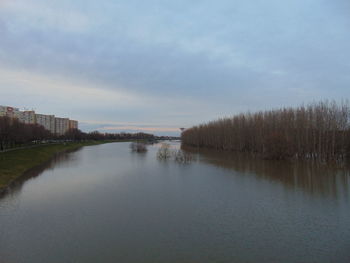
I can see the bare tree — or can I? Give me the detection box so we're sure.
[182,101,350,162]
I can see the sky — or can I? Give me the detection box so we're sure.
[0,0,349,135]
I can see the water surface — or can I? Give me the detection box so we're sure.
[0,142,349,263]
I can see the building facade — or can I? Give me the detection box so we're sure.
[69,120,78,130]
[36,114,55,134]
[19,111,36,124]
[0,106,5,117]
[55,117,70,136]
[0,105,20,118]
[1,105,78,135]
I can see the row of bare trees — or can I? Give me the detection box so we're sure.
[181,101,350,161]
[0,116,155,151]
[0,116,51,150]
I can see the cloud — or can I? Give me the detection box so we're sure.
[98,126,180,133]
[1,0,90,33]
[0,0,349,134]
[0,65,218,131]
[0,67,142,107]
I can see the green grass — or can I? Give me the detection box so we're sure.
[0,141,109,190]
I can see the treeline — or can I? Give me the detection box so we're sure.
[181,101,350,162]
[65,130,177,142]
[0,117,51,150]
[0,116,155,150]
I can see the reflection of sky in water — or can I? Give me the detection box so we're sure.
[0,142,349,263]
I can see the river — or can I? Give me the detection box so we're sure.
[0,142,349,263]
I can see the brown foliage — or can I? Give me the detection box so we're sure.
[130,142,148,152]
[181,101,350,162]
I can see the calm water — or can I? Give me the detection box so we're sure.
[0,142,349,263]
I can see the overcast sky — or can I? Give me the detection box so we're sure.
[0,0,349,135]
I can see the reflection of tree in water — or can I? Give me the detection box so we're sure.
[182,145,350,200]
[157,143,193,163]
[0,148,81,199]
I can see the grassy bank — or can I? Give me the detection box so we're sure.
[0,141,109,190]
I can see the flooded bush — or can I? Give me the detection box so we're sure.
[173,150,194,164]
[157,143,193,163]
[157,143,172,159]
[130,142,148,152]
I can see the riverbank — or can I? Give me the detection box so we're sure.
[0,141,112,192]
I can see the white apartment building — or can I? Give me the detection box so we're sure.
[36,114,55,134]
[55,117,70,136]
[19,111,36,124]
[1,105,78,135]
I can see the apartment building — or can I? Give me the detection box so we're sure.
[19,111,36,124]
[0,106,5,117]
[55,117,70,136]
[36,114,55,134]
[1,105,79,135]
[0,105,20,118]
[69,120,78,130]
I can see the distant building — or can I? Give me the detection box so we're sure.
[1,105,78,135]
[0,105,20,118]
[36,114,55,134]
[0,106,5,117]
[19,111,36,124]
[55,117,70,135]
[69,120,78,130]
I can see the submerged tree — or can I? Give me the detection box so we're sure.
[181,100,350,162]
[157,143,172,159]
[157,143,193,163]
[130,142,148,152]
